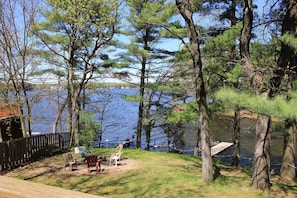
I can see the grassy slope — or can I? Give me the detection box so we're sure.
[10,148,297,198]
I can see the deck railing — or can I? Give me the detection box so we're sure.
[0,133,71,172]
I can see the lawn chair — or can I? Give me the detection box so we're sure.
[75,146,92,161]
[62,153,77,171]
[109,144,123,166]
[109,151,122,166]
[85,155,101,173]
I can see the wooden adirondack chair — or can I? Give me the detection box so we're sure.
[109,144,123,166]
[85,155,101,173]
[74,146,93,162]
[62,153,77,171]
[109,151,122,166]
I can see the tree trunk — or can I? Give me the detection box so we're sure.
[277,0,297,180]
[67,36,75,146]
[144,102,151,151]
[136,28,150,149]
[144,123,151,151]
[176,0,213,182]
[73,100,80,146]
[14,92,27,138]
[193,126,200,157]
[230,0,240,167]
[52,99,67,134]
[199,104,213,182]
[67,93,73,146]
[136,64,145,149]
[251,115,272,190]
[18,104,27,138]
[280,121,296,179]
[240,0,271,191]
[232,108,240,166]
[280,71,297,179]
[22,91,32,136]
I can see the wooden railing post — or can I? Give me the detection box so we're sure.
[0,132,71,172]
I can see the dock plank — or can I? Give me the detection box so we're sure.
[211,142,233,156]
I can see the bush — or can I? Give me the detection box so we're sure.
[79,111,101,147]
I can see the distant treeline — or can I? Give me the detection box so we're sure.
[25,82,139,90]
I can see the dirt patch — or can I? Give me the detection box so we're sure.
[4,156,142,177]
[74,158,143,175]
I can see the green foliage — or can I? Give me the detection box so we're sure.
[160,21,188,38]
[225,64,244,85]
[79,111,101,147]
[122,94,141,102]
[169,47,193,103]
[202,22,242,95]
[33,0,120,68]
[166,100,198,124]
[279,33,297,53]
[123,0,178,64]
[164,123,186,149]
[250,40,280,78]
[216,87,297,120]
[30,69,65,77]
[207,99,225,119]
[203,22,241,55]
[126,0,176,26]
[126,45,150,57]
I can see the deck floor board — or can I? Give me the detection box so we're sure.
[0,176,103,198]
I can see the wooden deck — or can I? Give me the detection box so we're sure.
[211,142,233,156]
[0,176,103,198]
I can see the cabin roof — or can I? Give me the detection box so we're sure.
[0,103,19,120]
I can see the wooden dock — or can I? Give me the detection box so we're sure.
[211,142,233,156]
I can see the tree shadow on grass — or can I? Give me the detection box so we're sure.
[70,171,140,196]
[271,178,297,197]
[214,165,221,180]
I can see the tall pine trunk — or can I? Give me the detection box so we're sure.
[229,0,240,167]
[251,115,272,190]
[176,0,213,182]
[67,66,74,147]
[280,61,297,179]
[232,108,240,166]
[144,93,152,151]
[52,99,67,134]
[269,0,297,180]
[73,100,80,146]
[240,0,271,190]
[280,121,296,179]
[136,57,146,149]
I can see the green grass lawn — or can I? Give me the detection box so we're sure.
[8,148,297,198]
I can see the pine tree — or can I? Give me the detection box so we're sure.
[123,0,177,149]
[271,1,297,180]
[176,0,214,183]
[33,0,120,145]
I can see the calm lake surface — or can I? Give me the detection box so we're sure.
[30,88,292,173]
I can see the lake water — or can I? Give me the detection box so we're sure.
[31,88,171,147]
[29,88,291,173]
